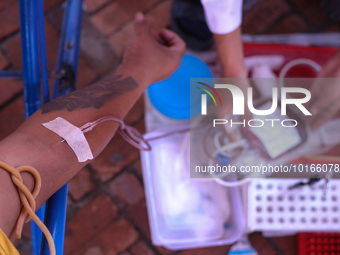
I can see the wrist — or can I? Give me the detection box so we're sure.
[115,61,153,91]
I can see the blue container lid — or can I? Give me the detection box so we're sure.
[147,54,213,119]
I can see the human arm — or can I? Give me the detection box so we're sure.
[200,0,250,128]
[201,0,246,78]
[213,27,252,132]
[0,13,185,236]
[213,26,247,78]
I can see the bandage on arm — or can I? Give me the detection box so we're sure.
[42,116,151,163]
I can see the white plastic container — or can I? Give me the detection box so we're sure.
[141,126,245,249]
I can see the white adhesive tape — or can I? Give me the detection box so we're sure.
[42,117,94,162]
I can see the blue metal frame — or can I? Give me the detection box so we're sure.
[40,185,69,255]
[19,1,45,253]
[52,0,83,98]
[18,0,83,254]
[0,71,22,78]
[19,0,41,118]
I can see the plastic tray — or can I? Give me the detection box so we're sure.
[140,126,244,250]
[247,178,340,232]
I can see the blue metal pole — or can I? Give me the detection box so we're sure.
[18,0,45,254]
[31,204,46,255]
[0,70,22,78]
[19,0,41,118]
[41,184,69,255]
[52,0,83,98]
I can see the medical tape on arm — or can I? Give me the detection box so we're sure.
[42,117,94,162]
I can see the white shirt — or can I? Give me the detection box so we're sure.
[201,0,242,34]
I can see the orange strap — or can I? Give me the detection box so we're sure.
[0,161,55,255]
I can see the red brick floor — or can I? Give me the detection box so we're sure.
[0,0,340,254]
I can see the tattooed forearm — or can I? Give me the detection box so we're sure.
[42,75,138,114]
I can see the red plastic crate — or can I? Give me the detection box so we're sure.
[244,43,337,67]
[298,232,340,255]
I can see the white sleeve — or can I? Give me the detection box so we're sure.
[201,0,242,34]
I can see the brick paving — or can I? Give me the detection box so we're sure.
[0,0,339,254]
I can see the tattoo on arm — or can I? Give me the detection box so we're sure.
[42,75,138,114]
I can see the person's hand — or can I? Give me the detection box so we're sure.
[121,13,186,85]
[308,51,340,130]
